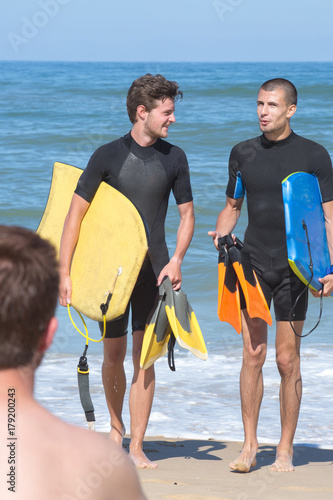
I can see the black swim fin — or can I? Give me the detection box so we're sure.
[228,238,272,326]
[140,277,207,371]
[217,236,241,333]
[163,277,208,361]
[140,283,172,370]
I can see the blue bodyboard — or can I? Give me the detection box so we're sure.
[282,171,331,294]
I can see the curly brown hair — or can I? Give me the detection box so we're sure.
[127,73,183,124]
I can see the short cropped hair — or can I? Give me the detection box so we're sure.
[0,226,59,369]
[260,78,298,106]
[127,73,183,124]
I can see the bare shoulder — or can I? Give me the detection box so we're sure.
[53,419,147,500]
[4,404,146,500]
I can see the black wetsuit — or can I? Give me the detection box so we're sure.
[75,132,193,336]
[226,131,333,320]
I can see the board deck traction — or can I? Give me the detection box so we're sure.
[37,161,149,321]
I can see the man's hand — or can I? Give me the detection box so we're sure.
[156,259,182,290]
[311,273,333,297]
[208,230,222,250]
[59,274,72,306]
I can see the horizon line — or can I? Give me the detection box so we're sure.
[1,59,333,64]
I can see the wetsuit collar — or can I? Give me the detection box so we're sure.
[124,132,160,159]
[260,130,296,149]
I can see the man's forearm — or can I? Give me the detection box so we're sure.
[171,203,195,264]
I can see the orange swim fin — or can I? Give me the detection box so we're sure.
[228,241,272,326]
[218,239,242,333]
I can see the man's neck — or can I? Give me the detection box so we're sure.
[130,126,157,148]
[264,126,292,142]
[0,366,34,399]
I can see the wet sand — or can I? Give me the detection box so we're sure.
[132,437,333,500]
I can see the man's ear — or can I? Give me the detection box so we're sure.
[136,104,147,121]
[38,317,58,354]
[287,104,297,119]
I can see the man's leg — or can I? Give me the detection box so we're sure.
[230,312,268,472]
[271,320,303,472]
[129,330,157,469]
[102,336,127,445]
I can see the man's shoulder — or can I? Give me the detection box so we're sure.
[87,135,129,167]
[293,132,329,153]
[66,426,145,499]
[93,135,127,154]
[24,411,144,499]
[50,418,142,494]
[35,407,123,460]
[155,138,186,158]
[67,425,124,460]
[229,136,262,160]
[235,135,261,146]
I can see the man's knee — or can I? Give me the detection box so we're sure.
[131,343,142,363]
[131,329,145,363]
[103,346,126,367]
[243,341,267,368]
[276,351,300,377]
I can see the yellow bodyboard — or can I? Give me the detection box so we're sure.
[37,162,149,321]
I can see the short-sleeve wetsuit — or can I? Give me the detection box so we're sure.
[75,132,193,336]
[226,131,333,321]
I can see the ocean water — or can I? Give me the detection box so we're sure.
[1,61,333,448]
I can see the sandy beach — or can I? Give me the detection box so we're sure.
[131,437,333,500]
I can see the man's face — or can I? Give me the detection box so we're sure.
[257,88,296,140]
[143,97,176,140]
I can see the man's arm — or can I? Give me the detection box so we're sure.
[208,196,244,249]
[58,193,90,306]
[312,199,333,297]
[156,200,195,289]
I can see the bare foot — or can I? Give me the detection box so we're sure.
[229,450,257,473]
[271,450,294,472]
[108,425,126,447]
[129,447,158,469]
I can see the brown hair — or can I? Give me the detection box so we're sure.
[126,73,183,124]
[260,78,298,106]
[0,226,59,369]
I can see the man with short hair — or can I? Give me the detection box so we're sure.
[0,225,146,500]
[59,74,195,468]
[209,78,333,472]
